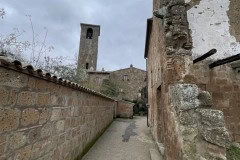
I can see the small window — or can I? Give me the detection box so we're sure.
[86,63,89,69]
[96,77,101,84]
[123,75,128,81]
[86,28,93,39]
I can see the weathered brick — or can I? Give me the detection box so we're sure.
[0,88,9,106]
[9,132,27,150]
[8,90,17,106]
[0,69,28,88]
[27,77,36,89]
[14,145,32,160]
[0,108,20,133]
[55,120,65,134]
[52,148,60,160]
[35,79,48,92]
[28,127,41,144]
[17,92,36,106]
[50,109,62,121]
[37,94,50,107]
[39,108,51,124]
[41,123,52,138]
[0,142,5,155]
[21,108,39,126]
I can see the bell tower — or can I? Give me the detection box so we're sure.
[77,23,100,72]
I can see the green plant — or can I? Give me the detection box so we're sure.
[227,145,240,160]
[100,79,119,98]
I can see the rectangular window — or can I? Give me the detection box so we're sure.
[123,75,128,81]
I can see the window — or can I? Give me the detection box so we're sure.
[123,75,128,81]
[86,63,89,69]
[96,77,101,84]
[86,28,93,39]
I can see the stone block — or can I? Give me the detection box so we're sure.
[0,88,9,106]
[198,109,225,127]
[201,127,230,148]
[0,108,20,133]
[21,108,39,126]
[9,132,27,150]
[52,148,60,160]
[0,142,5,155]
[27,77,36,89]
[0,69,28,88]
[50,109,62,121]
[35,79,48,92]
[17,92,36,106]
[8,90,17,106]
[198,91,212,108]
[39,108,51,124]
[31,140,45,159]
[37,94,50,107]
[179,110,198,125]
[41,123,52,138]
[28,127,41,144]
[55,120,65,134]
[169,84,200,111]
[14,145,32,160]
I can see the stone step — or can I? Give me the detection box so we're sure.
[149,148,163,160]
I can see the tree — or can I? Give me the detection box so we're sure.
[0,8,5,18]
[100,79,119,98]
[0,8,80,83]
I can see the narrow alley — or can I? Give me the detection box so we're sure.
[82,116,161,160]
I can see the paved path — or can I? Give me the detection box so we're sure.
[82,116,158,160]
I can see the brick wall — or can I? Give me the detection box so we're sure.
[0,62,115,160]
[117,100,134,118]
[192,61,240,142]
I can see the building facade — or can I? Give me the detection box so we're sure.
[77,23,147,102]
[144,0,234,159]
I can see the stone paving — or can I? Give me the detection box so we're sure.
[82,116,158,160]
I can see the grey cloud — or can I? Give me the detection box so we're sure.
[1,0,152,71]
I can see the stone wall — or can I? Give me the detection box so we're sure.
[110,65,146,101]
[77,23,100,72]
[145,0,231,159]
[117,100,134,118]
[87,71,110,91]
[0,58,115,160]
[191,61,240,142]
[186,0,240,60]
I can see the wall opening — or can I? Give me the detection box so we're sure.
[123,75,128,81]
[86,63,89,69]
[86,28,93,39]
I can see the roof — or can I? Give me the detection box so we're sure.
[111,66,146,73]
[87,71,111,74]
[144,18,153,58]
[0,56,114,101]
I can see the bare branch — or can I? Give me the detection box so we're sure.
[0,8,5,19]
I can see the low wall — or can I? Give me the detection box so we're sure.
[0,58,115,160]
[117,100,134,118]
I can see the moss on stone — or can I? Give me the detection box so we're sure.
[227,145,240,160]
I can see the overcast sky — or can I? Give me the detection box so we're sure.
[0,0,152,71]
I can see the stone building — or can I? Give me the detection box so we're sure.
[86,65,146,102]
[76,23,100,82]
[77,23,147,102]
[144,0,239,159]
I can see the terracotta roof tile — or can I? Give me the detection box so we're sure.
[0,56,115,101]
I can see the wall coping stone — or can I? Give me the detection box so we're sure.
[0,56,115,101]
